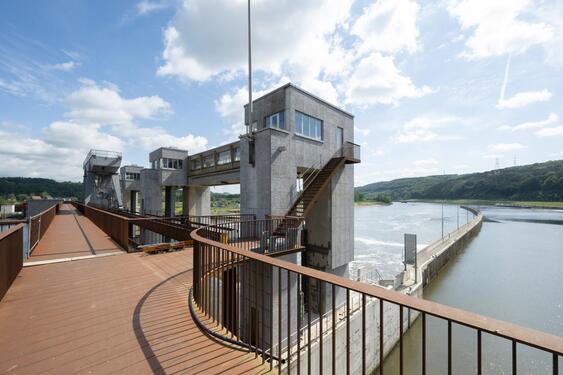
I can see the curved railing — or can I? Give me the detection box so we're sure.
[190,219,562,374]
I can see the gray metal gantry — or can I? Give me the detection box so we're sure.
[83,149,123,209]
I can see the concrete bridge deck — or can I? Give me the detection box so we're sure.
[0,206,272,374]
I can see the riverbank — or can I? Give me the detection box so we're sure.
[409,199,563,210]
[354,200,391,206]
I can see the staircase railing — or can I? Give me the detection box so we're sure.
[288,146,350,217]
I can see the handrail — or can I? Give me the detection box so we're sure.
[28,203,59,254]
[0,223,24,241]
[0,219,26,226]
[0,223,24,301]
[190,221,562,372]
[29,202,59,220]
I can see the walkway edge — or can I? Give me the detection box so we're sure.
[23,251,124,267]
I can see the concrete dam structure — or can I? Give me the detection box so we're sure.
[1,83,560,374]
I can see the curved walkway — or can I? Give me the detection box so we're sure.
[0,249,272,374]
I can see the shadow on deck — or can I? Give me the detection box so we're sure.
[0,215,272,374]
[28,203,124,262]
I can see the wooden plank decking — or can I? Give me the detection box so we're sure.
[29,204,123,262]
[0,205,273,374]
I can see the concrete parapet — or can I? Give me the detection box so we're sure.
[418,207,483,287]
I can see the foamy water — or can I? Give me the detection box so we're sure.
[352,202,471,280]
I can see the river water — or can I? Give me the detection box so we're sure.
[352,202,474,280]
[353,203,563,374]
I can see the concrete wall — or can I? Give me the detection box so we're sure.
[284,286,422,374]
[419,206,483,287]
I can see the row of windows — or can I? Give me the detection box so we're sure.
[191,147,241,171]
[164,158,183,169]
[263,110,323,141]
[124,172,140,180]
[295,111,322,140]
[151,158,184,170]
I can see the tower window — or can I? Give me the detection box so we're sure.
[295,111,322,141]
[265,111,285,130]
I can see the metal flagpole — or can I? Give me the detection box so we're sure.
[247,0,253,135]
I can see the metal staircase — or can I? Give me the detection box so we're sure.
[272,142,360,236]
[289,156,346,217]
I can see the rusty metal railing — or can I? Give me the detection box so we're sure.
[29,203,59,254]
[198,217,304,255]
[73,202,130,249]
[73,202,260,250]
[0,223,24,301]
[191,221,562,374]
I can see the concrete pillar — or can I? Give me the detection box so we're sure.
[130,191,138,213]
[140,169,162,216]
[164,186,175,217]
[182,186,211,216]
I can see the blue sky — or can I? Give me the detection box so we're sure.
[1,0,562,188]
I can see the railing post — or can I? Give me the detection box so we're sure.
[27,216,31,258]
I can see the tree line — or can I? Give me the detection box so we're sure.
[0,177,82,204]
[356,160,563,202]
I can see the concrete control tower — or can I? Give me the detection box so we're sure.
[83,149,123,209]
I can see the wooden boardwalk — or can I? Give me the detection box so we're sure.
[0,207,273,374]
[29,204,123,262]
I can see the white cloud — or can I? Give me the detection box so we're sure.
[354,126,371,137]
[158,0,353,83]
[45,121,124,151]
[498,112,558,131]
[66,79,171,125]
[397,115,462,143]
[344,53,433,106]
[497,89,552,109]
[351,0,420,55]
[488,143,527,152]
[0,79,208,180]
[160,0,431,109]
[0,121,127,181]
[414,158,439,166]
[63,81,207,152]
[137,0,170,15]
[536,126,563,137]
[448,0,554,59]
[48,61,78,72]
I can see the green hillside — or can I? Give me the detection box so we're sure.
[356,160,563,202]
[0,177,82,203]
